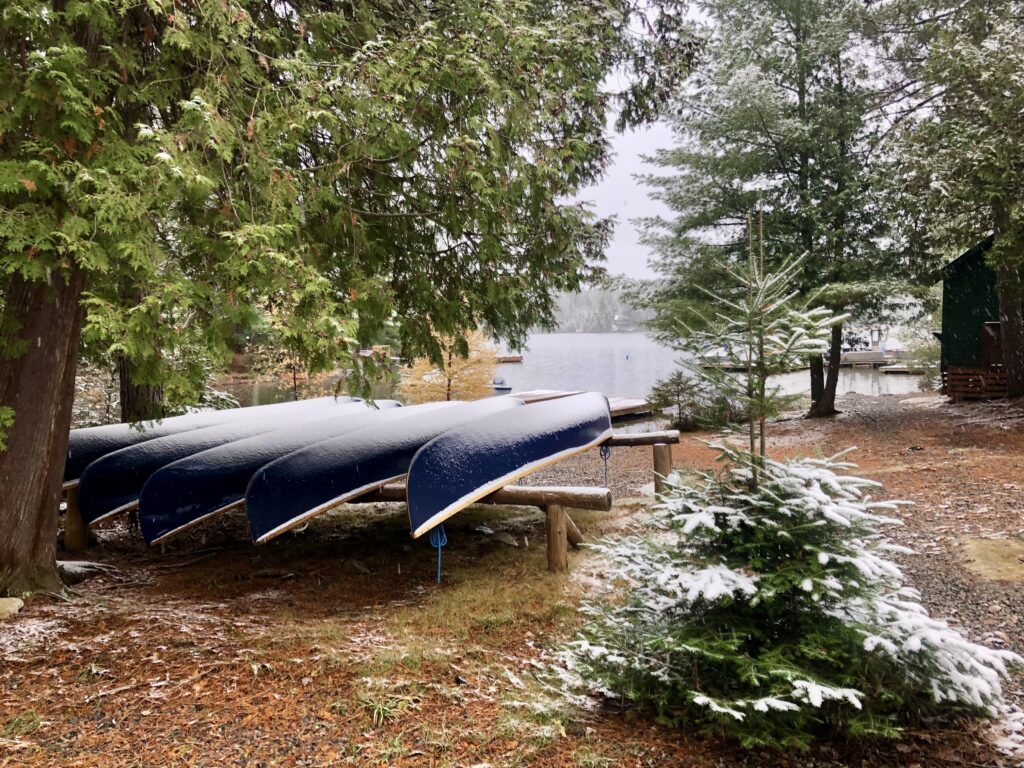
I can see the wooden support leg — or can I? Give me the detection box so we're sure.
[545,504,568,572]
[63,485,88,552]
[565,512,584,549]
[653,442,672,497]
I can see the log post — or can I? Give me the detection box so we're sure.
[545,504,568,572]
[63,485,88,552]
[565,513,584,549]
[653,443,672,497]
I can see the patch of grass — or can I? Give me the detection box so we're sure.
[575,749,615,767]
[77,662,107,682]
[1,709,42,739]
[358,693,415,727]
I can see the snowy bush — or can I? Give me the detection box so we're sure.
[565,447,1022,750]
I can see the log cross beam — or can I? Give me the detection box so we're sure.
[364,483,610,571]
[603,429,679,497]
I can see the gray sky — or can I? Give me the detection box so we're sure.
[578,121,676,280]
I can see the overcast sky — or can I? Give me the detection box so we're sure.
[577,122,676,280]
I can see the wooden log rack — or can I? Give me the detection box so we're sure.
[60,430,680,573]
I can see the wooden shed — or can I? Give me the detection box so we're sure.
[938,235,1007,399]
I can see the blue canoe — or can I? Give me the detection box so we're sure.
[137,400,441,544]
[406,392,612,539]
[64,396,359,485]
[246,397,524,544]
[78,399,372,526]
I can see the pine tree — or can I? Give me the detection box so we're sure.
[565,225,1021,749]
[636,0,936,417]
[887,0,1024,395]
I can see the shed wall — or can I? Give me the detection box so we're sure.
[941,251,1000,369]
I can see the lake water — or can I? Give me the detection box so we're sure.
[497,332,925,400]
[222,331,926,406]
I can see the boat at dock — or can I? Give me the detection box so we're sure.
[406,392,613,539]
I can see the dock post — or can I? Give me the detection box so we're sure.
[64,485,89,552]
[545,504,568,572]
[653,443,672,497]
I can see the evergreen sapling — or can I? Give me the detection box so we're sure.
[563,229,1022,749]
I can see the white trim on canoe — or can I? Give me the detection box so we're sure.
[254,473,408,545]
[147,498,246,546]
[409,426,613,539]
[88,499,139,527]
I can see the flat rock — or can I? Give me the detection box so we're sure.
[0,598,24,620]
[959,537,1024,582]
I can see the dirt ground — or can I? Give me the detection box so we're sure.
[2,393,1024,767]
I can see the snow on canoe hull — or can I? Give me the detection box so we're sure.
[137,400,443,544]
[64,396,358,484]
[78,400,371,526]
[246,397,524,544]
[406,392,612,539]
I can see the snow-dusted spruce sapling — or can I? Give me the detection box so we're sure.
[564,232,1022,750]
[672,214,837,461]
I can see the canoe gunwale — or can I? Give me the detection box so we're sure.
[147,498,246,545]
[408,425,613,539]
[254,472,407,545]
[88,499,140,527]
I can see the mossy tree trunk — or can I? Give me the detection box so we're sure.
[0,267,85,596]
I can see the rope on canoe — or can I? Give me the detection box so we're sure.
[429,524,448,584]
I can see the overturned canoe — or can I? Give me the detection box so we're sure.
[138,400,431,544]
[64,396,358,484]
[246,397,524,544]
[406,392,612,538]
[78,399,371,526]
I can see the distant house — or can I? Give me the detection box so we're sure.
[938,235,1008,399]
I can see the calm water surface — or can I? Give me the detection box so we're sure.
[498,332,924,400]
[224,331,925,406]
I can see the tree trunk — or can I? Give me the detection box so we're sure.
[808,324,842,418]
[996,265,1024,398]
[809,355,824,402]
[118,354,164,422]
[0,267,86,596]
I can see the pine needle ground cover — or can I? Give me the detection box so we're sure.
[565,447,1023,750]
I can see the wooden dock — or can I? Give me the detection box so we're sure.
[511,390,653,420]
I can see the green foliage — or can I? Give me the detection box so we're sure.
[565,248,1019,751]
[569,450,1020,749]
[634,0,939,350]
[0,0,698,410]
[662,246,839,458]
[891,0,1024,265]
[0,406,12,450]
[648,370,745,432]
